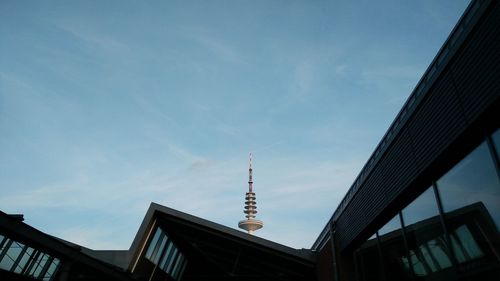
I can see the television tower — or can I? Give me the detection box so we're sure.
[238,153,263,234]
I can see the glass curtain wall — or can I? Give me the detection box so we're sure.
[144,227,188,281]
[0,233,60,281]
[354,234,382,281]
[378,214,408,281]
[492,129,500,160]
[351,131,500,281]
[401,186,453,279]
[436,141,500,280]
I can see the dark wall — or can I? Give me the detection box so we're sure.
[316,238,333,281]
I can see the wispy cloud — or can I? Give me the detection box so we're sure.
[0,151,360,249]
[184,27,245,64]
[197,35,244,64]
[292,59,315,98]
[358,64,424,105]
[55,23,130,55]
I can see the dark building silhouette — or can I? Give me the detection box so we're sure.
[1,0,499,280]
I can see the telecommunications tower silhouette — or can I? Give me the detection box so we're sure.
[238,153,263,234]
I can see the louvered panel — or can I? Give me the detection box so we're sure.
[381,130,418,199]
[336,158,388,247]
[408,73,466,170]
[452,4,500,122]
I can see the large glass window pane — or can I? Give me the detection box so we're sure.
[42,258,60,281]
[166,247,179,274]
[159,242,174,270]
[32,254,50,278]
[354,235,383,281]
[378,214,408,281]
[402,187,440,225]
[145,228,187,277]
[437,141,500,279]
[402,187,453,279]
[13,247,33,273]
[176,261,187,281]
[152,234,168,264]
[379,214,401,235]
[0,241,24,272]
[171,253,184,279]
[0,238,11,261]
[492,129,500,160]
[28,253,44,277]
[145,228,162,260]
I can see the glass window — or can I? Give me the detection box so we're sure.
[354,235,382,281]
[144,227,187,278]
[378,214,408,281]
[145,228,162,260]
[166,247,179,274]
[402,187,439,226]
[449,225,483,263]
[43,259,59,281]
[378,214,402,236]
[171,253,184,280]
[14,247,33,273]
[28,252,44,277]
[0,234,60,280]
[32,254,50,278]
[42,258,60,281]
[176,261,187,281]
[437,141,500,229]
[401,187,453,279]
[492,129,500,160]
[0,241,24,271]
[436,141,500,277]
[152,234,168,264]
[159,242,174,270]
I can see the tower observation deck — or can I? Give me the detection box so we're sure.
[238,153,263,234]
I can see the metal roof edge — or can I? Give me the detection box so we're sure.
[128,202,316,265]
[311,0,494,251]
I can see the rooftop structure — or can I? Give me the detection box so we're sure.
[1,0,499,280]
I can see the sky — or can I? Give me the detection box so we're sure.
[0,0,470,250]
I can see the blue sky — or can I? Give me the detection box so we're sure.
[0,0,470,249]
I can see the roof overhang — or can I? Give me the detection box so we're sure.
[128,203,316,281]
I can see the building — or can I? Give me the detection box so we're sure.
[1,0,499,280]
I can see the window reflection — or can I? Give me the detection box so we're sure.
[437,142,500,229]
[437,141,500,278]
[401,187,454,279]
[144,227,187,280]
[492,129,500,160]
[351,134,500,281]
[354,235,382,281]
[145,228,161,260]
[449,225,483,263]
[0,233,60,281]
[378,214,408,281]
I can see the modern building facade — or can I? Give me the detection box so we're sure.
[1,0,499,280]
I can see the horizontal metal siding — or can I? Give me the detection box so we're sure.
[408,72,466,171]
[382,130,418,202]
[452,3,500,123]
[336,164,387,247]
[335,1,500,250]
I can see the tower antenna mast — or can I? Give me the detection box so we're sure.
[238,153,263,234]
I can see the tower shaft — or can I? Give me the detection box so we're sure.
[238,153,263,234]
[248,153,253,193]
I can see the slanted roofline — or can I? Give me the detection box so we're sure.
[312,0,496,251]
[128,202,315,272]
